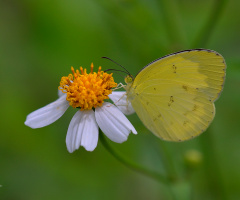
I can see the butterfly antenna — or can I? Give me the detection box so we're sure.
[105,69,126,78]
[102,57,131,75]
[113,71,126,78]
[104,68,128,74]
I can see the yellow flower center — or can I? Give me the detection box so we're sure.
[59,63,117,110]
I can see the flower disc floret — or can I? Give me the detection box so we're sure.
[59,63,117,110]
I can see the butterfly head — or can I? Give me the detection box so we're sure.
[124,75,134,84]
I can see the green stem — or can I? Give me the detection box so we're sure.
[100,131,194,200]
[99,131,169,184]
[159,0,186,49]
[199,128,227,199]
[191,0,228,48]
[157,140,178,181]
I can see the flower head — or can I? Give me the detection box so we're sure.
[25,64,136,152]
[59,64,116,109]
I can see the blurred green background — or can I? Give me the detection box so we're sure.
[1,0,240,199]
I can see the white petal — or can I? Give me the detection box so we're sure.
[66,110,98,153]
[58,89,65,98]
[25,94,69,128]
[109,91,135,115]
[95,102,137,143]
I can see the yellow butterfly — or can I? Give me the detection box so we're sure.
[124,49,226,141]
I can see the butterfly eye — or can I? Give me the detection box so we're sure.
[124,75,133,83]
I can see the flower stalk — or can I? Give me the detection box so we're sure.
[99,131,190,200]
[99,130,168,184]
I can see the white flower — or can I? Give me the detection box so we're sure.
[25,64,137,152]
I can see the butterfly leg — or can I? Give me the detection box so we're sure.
[113,82,126,90]
[114,93,134,114]
[107,92,127,107]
